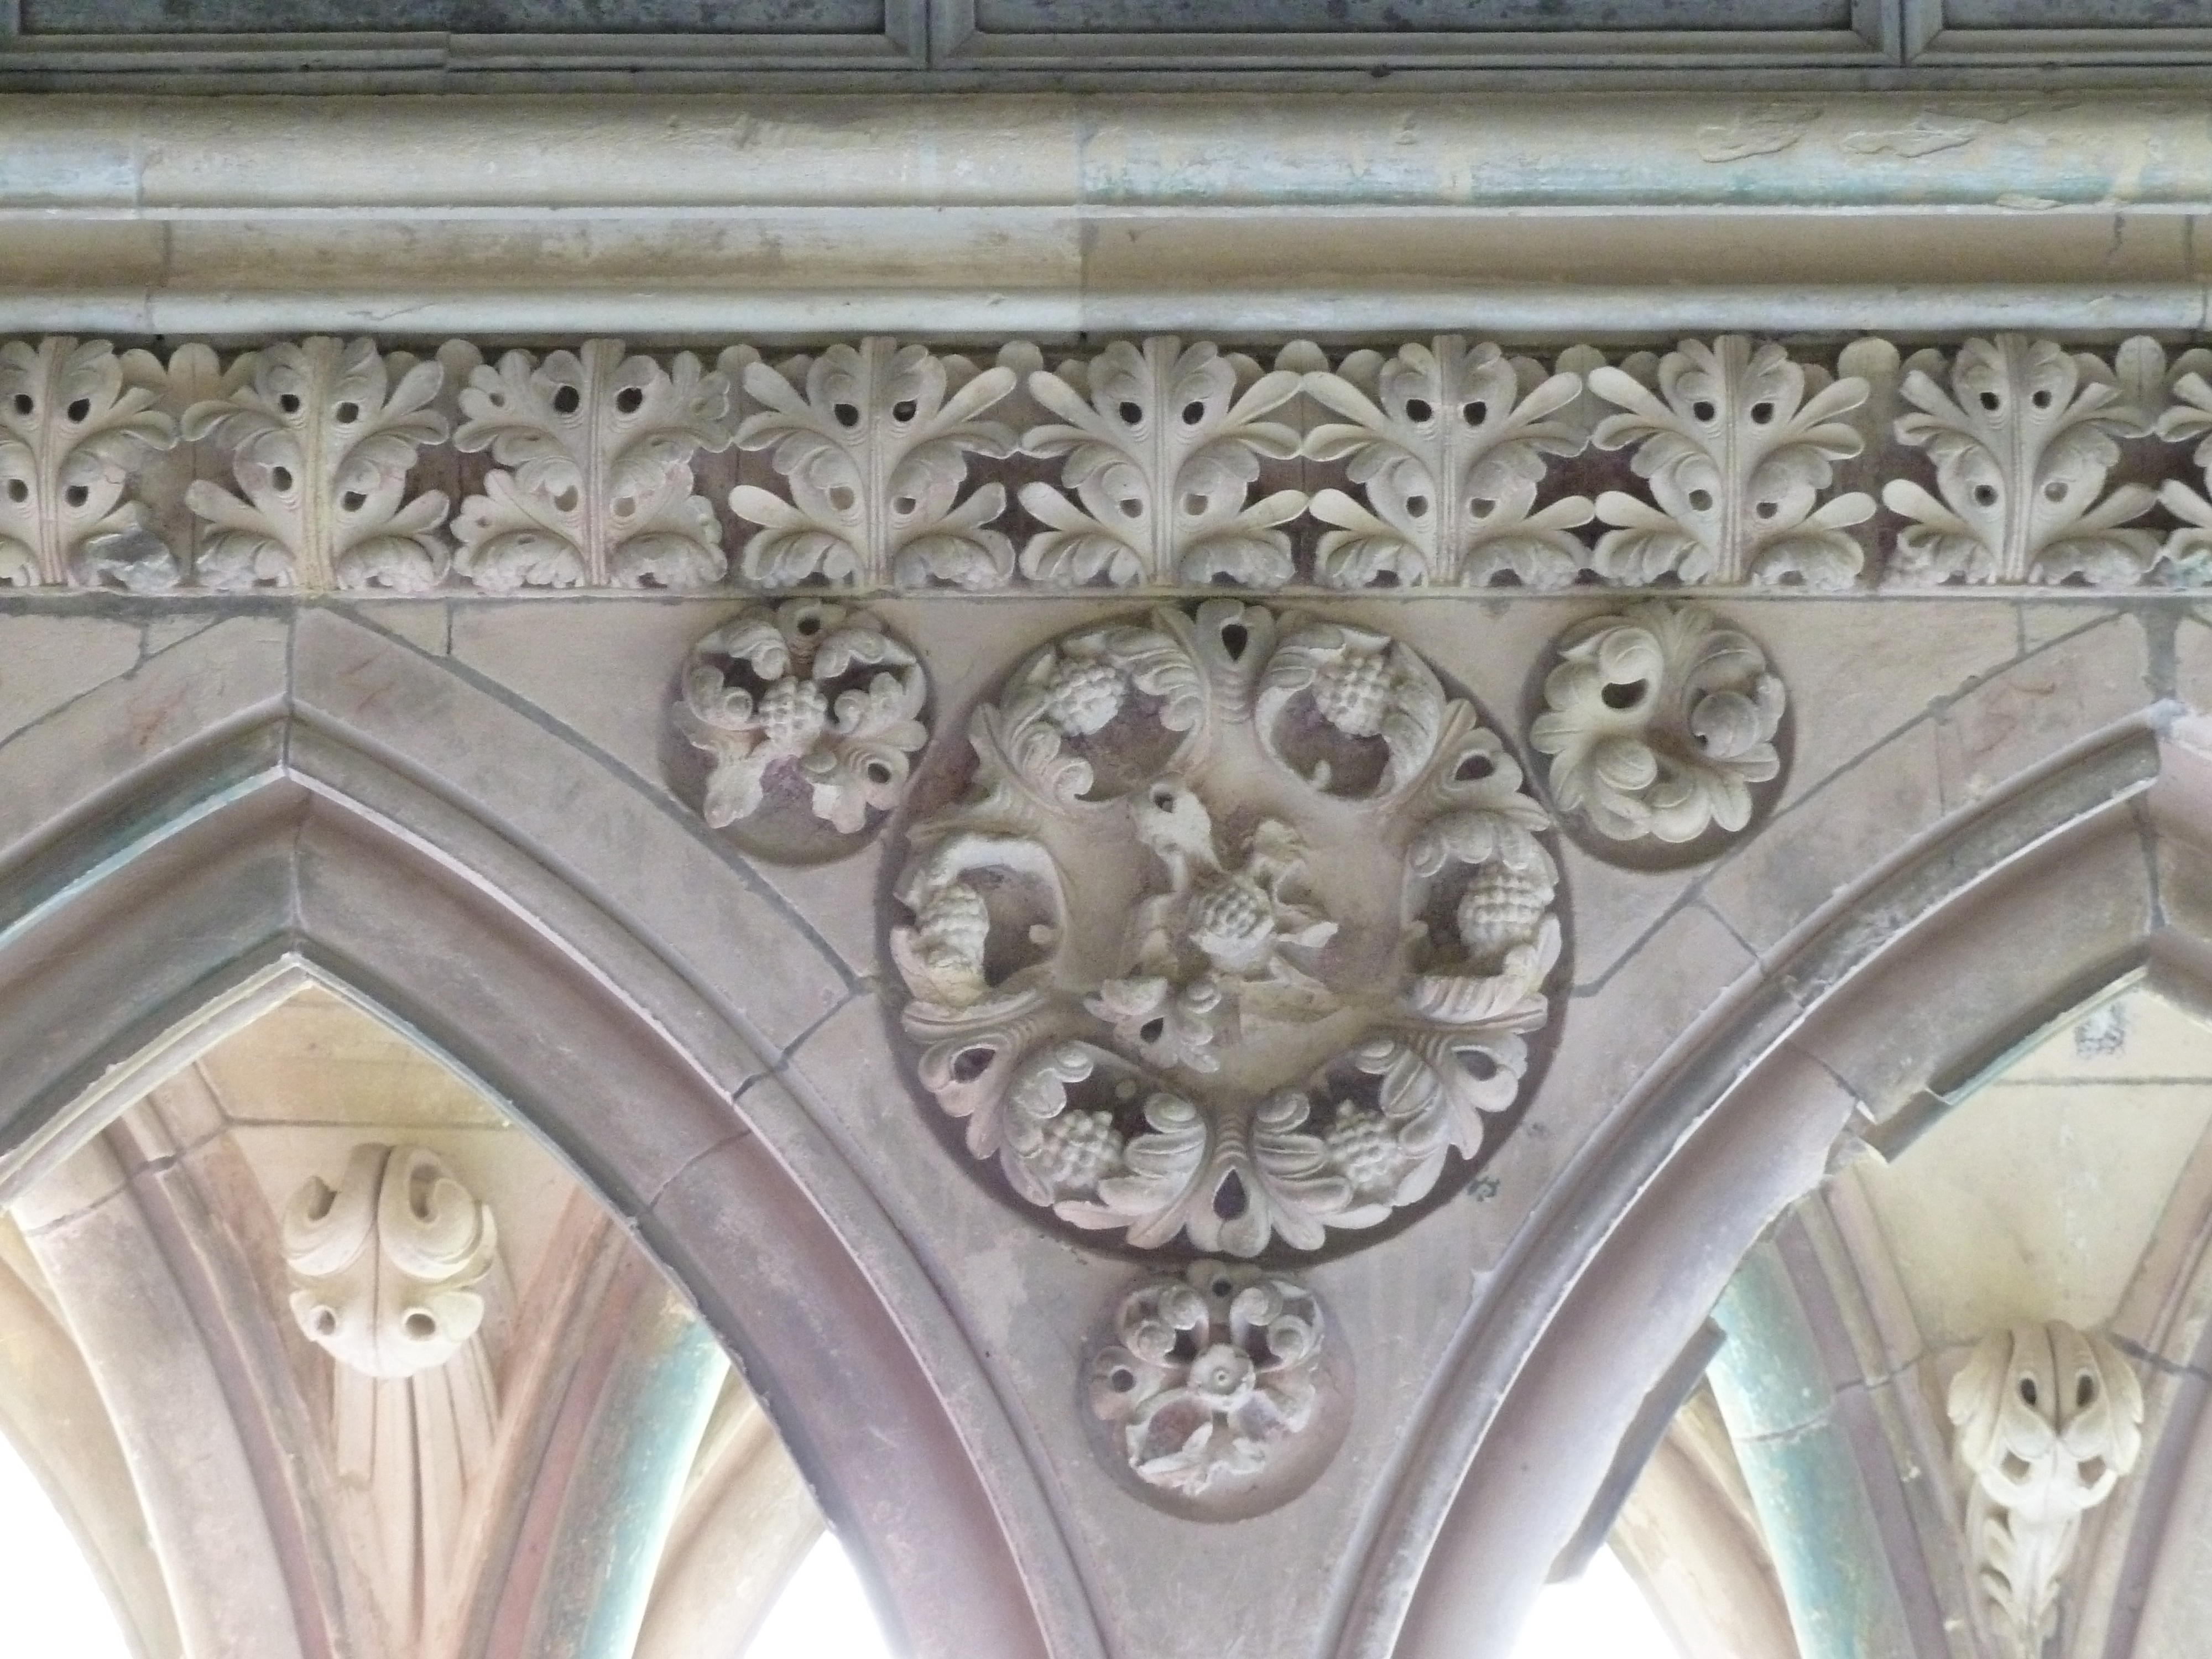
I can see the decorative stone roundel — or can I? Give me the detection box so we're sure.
[676,599,927,858]
[1087,1259,1342,1519]
[1529,599,1785,856]
[890,601,1562,1258]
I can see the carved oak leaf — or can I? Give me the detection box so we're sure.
[1303,337,1595,588]
[1884,335,2159,587]
[453,341,733,592]
[1590,336,1874,589]
[1019,338,1307,588]
[0,337,178,590]
[184,336,450,592]
[730,338,1020,589]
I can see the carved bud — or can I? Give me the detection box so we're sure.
[284,1144,498,1383]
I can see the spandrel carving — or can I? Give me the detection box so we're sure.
[891,601,1561,1258]
[675,598,928,857]
[1087,1260,1345,1519]
[1530,599,1785,857]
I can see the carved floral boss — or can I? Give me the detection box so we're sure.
[890,602,1562,1258]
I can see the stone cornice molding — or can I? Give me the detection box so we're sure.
[0,93,2206,333]
[14,329,2212,598]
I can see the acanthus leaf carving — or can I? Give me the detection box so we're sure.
[1088,1260,1331,1512]
[1530,599,1786,850]
[891,601,1559,1258]
[1884,334,2163,587]
[1589,335,1875,589]
[183,336,450,592]
[1947,1321,2143,1659]
[1303,337,1597,589]
[453,339,733,591]
[1018,338,1308,588]
[284,1143,501,1653]
[0,336,179,591]
[675,598,928,841]
[730,337,1022,589]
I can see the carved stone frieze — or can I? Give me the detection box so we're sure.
[675,598,928,851]
[1947,1322,2144,1659]
[0,331,2208,594]
[1530,600,1786,854]
[890,601,1561,1258]
[1087,1259,1342,1519]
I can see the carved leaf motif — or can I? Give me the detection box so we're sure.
[1947,1322,2143,1659]
[184,336,449,592]
[2145,341,2212,584]
[1530,600,1786,846]
[731,338,1020,589]
[0,337,178,589]
[1019,338,1307,587]
[1885,335,2161,587]
[1303,337,1595,588]
[1590,336,1874,589]
[453,340,733,591]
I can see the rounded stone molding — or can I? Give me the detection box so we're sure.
[1528,599,1786,862]
[1086,1259,1346,1521]
[673,598,928,862]
[889,599,1562,1259]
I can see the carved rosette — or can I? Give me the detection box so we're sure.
[1947,1322,2143,1659]
[675,599,927,851]
[1530,600,1785,853]
[891,601,1560,1258]
[1088,1259,1338,1515]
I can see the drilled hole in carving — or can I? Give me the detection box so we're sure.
[1119,497,1143,520]
[951,1047,993,1083]
[1109,1367,1136,1393]
[311,1306,338,1337]
[403,1310,437,1340]
[552,486,579,513]
[1210,1274,1234,1298]
[278,393,301,415]
[613,386,644,416]
[1118,400,1144,427]
[65,397,90,423]
[891,399,917,422]
[2020,1377,2039,1407]
[864,760,893,785]
[1181,400,1206,426]
[2079,1375,2098,1408]
[1980,391,2002,412]
[1407,495,1431,519]
[341,491,366,512]
[1470,497,1496,519]
[1457,1048,1500,1082]
[611,495,636,520]
[1691,399,1717,422]
[335,401,359,424]
[2081,1455,2107,1484]
[832,402,860,429]
[1756,500,1779,519]
[892,494,918,515]
[271,467,295,494]
[1455,752,1494,782]
[1404,398,1434,423]
[2004,1452,2033,1480]
[1601,679,1647,711]
[2032,388,2054,409]
[60,484,87,509]
[828,485,857,513]
[1220,622,1250,660]
[9,394,29,418]
[552,385,582,415]
[1462,399,1487,425]
[1687,488,1714,513]
[794,613,822,635]
[1213,1171,1249,1221]
[1974,484,2000,507]
[3,480,24,503]
[2044,481,2067,503]
[1182,493,1208,517]
[1750,401,1775,425]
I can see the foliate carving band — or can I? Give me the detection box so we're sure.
[890,601,1561,1258]
[15,331,2212,595]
